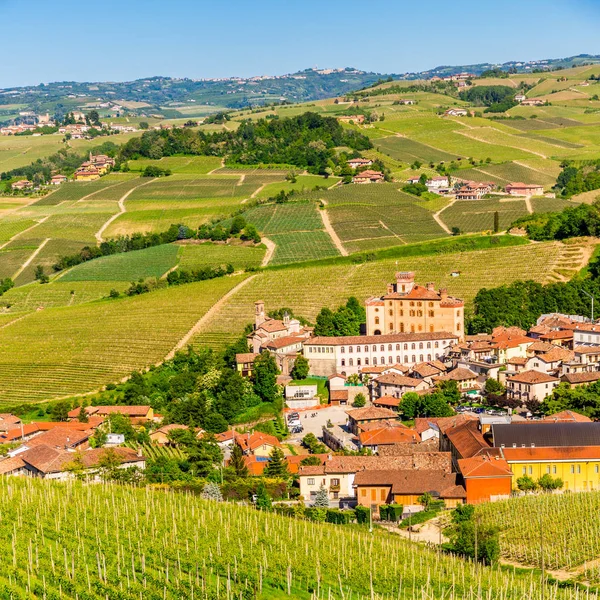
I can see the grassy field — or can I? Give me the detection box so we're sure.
[60,244,181,282]
[0,274,249,405]
[0,478,581,600]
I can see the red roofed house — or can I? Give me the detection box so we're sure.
[505,183,544,197]
[346,406,398,435]
[455,181,494,200]
[358,426,420,452]
[347,157,373,169]
[374,373,429,398]
[235,431,286,457]
[67,405,153,423]
[457,455,513,503]
[505,370,560,403]
[352,170,384,184]
[0,414,21,433]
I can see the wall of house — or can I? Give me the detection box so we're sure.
[356,485,392,508]
[509,460,600,492]
[299,473,354,500]
[465,476,512,504]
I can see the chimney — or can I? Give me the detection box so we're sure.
[137,446,142,458]
[440,288,448,301]
[426,282,435,292]
[283,311,290,327]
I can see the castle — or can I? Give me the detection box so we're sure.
[365,272,464,340]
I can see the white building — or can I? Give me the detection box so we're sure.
[303,332,458,377]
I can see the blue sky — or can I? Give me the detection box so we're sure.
[0,0,599,87]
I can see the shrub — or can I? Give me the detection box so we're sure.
[355,505,370,524]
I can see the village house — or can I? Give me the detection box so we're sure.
[357,425,420,453]
[11,180,33,191]
[50,174,67,185]
[433,367,479,392]
[303,331,458,377]
[67,405,154,423]
[561,371,600,387]
[337,114,365,124]
[520,98,545,106]
[505,182,545,196]
[234,431,285,457]
[425,176,449,191]
[526,346,574,374]
[373,373,430,398]
[297,453,452,503]
[365,272,464,338]
[352,169,384,184]
[285,384,319,409]
[347,406,398,435]
[505,370,560,402]
[347,157,373,169]
[455,181,494,200]
[149,424,193,445]
[0,414,21,433]
[514,94,527,103]
[415,414,477,444]
[457,455,513,503]
[354,469,465,514]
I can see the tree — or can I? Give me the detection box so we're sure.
[98,448,122,481]
[537,473,564,492]
[229,443,249,477]
[252,352,280,403]
[314,308,336,336]
[77,406,89,423]
[353,393,366,408]
[418,492,433,510]
[300,455,323,466]
[255,481,272,511]
[451,226,461,236]
[302,432,328,454]
[34,265,49,284]
[445,505,500,565]
[290,355,309,380]
[139,122,149,130]
[313,485,329,507]
[493,211,499,233]
[484,378,504,395]
[229,215,246,236]
[51,400,71,422]
[263,447,289,478]
[201,481,223,501]
[516,475,538,493]
[63,452,87,480]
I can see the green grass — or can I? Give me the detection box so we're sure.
[0,218,37,241]
[60,244,180,282]
[126,155,223,174]
[178,242,265,270]
[376,135,458,163]
[459,161,557,187]
[289,377,329,401]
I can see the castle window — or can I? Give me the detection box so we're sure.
[427,342,431,349]
[388,344,392,351]
[357,358,361,366]
[419,355,424,362]
[419,343,423,350]
[429,311,434,318]
[380,345,385,352]
[375,317,380,325]
[389,323,393,331]
[389,301,393,306]
[417,302,422,307]
[349,359,353,366]
[429,302,434,307]
[400,310,404,316]
[341,347,345,353]
[409,310,415,317]
[349,346,353,353]
[417,310,423,317]
[411,325,415,333]
[410,301,415,307]
[457,323,461,331]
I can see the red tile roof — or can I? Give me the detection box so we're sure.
[353,469,466,498]
[375,373,424,387]
[541,410,592,423]
[458,456,513,478]
[347,407,398,421]
[506,370,559,385]
[235,432,281,452]
[373,396,400,408]
[501,445,600,462]
[359,427,420,447]
[445,421,490,459]
[305,332,459,347]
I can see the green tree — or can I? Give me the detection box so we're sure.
[263,447,289,478]
[537,473,564,492]
[484,378,504,395]
[229,215,246,236]
[139,122,149,130]
[516,475,538,493]
[51,400,71,422]
[300,455,323,466]
[201,481,223,501]
[255,481,272,511]
[290,355,310,380]
[77,406,89,423]
[313,485,330,507]
[418,492,433,510]
[493,211,499,233]
[314,307,336,336]
[230,443,249,477]
[98,448,122,481]
[353,393,366,408]
[252,352,280,403]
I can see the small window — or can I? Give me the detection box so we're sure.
[341,359,345,367]
[435,342,439,349]
[522,467,527,475]
[388,344,392,351]
[389,309,393,316]
[361,489,366,497]
[331,478,340,486]
[404,344,408,350]
[571,465,575,474]
[357,358,361,366]
[411,355,416,363]
[349,359,353,366]
[373,357,377,365]
[308,478,315,485]
[396,344,400,351]
[375,317,380,325]
[349,346,353,353]
[341,347,345,354]
[396,356,401,363]
[388,356,393,364]
[419,343,423,350]
[380,345,384,352]
[356,346,361,353]
[365,358,369,365]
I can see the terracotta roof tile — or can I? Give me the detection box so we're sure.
[347,407,398,421]
[458,456,513,478]
[305,332,458,347]
[506,370,559,384]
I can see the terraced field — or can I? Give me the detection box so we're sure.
[0,274,249,405]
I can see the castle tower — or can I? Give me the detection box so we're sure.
[395,271,415,294]
[255,300,266,328]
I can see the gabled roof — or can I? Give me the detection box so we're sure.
[375,373,424,387]
[24,427,91,449]
[445,421,490,459]
[501,445,600,461]
[359,427,420,447]
[67,405,151,419]
[347,407,398,421]
[434,367,477,382]
[330,390,349,401]
[411,363,444,378]
[561,372,600,385]
[263,336,304,350]
[458,456,513,478]
[535,347,574,363]
[235,432,281,452]
[353,469,466,498]
[236,352,259,364]
[506,370,559,384]
[373,396,400,408]
[542,410,591,423]
[527,341,556,353]
[414,414,477,435]
[0,456,26,475]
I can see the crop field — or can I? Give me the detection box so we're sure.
[0,247,34,279]
[126,175,253,201]
[530,197,577,213]
[458,161,557,186]
[318,184,447,252]
[1,280,130,313]
[193,240,564,348]
[255,174,339,198]
[126,155,223,174]
[60,244,180,282]
[235,201,340,265]
[440,198,530,233]
[0,478,582,600]
[375,135,458,163]
[0,273,248,404]
[477,491,600,582]
[178,242,265,270]
[0,218,37,242]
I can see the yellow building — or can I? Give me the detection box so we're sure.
[502,446,600,492]
[365,272,464,340]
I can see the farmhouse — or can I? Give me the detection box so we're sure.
[520,98,545,106]
[347,157,373,169]
[425,176,449,190]
[455,181,494,200]
[11,180,33,191]
[50,175,67,185]
[73,167,100,181]
[352,170,384,184]
[303,331,458,377]
[357,426,420,453]
[396,99,416,105]
[337,114,365,124]
[505,182,544,196]
[514,94,527,103]
[67,405,154,423]
[374,373,430,398]
[347,406,398,435]
[365,271,464,338]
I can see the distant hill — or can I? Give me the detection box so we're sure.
[1,54,600,121]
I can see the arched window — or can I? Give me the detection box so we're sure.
[435,342,439,348]
[417,310,423,317]
[430,325,434,333]
[349,359,353,366]
[428,310,434,318]
[427,342,431,349]
[429,302,434,307]
[396,355,401,363]
[372,345,377,351]
[365,358,369,365]
[411,355,416,363]
[381,357,386,365]
[388,356,393,364]
[373,357,377,365]
[341,359,345,367]
[419,343,423,349]
[418,325,423,332]
[341,347,345,353]
[427,354,432,361]
[410,301,415,307]
[349,346,353,353]
[357,358,361,366]
[389,309,393,316]
[400,323,405,332]
[388,344,392,351]
[400,310,404,316]
[396,344,400,351]
[380,345,384,352]
[409,310,415,317]
[404,344,408,350]
[419,355,424,362]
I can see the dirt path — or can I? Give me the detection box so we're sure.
[319,200,348,256]
[378,220,406,244]
[261,237,276,266]
[95,179,154,243]
[208,158,225,175]
[12,238,50,279]
[454,129,548,159]
[0,216,49,250]
[524,195,533,214]
[163,274,257,361]
[243,183,266,204]
[433,199,455,234]
[382,517,448,545]
[74,180,125,204]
